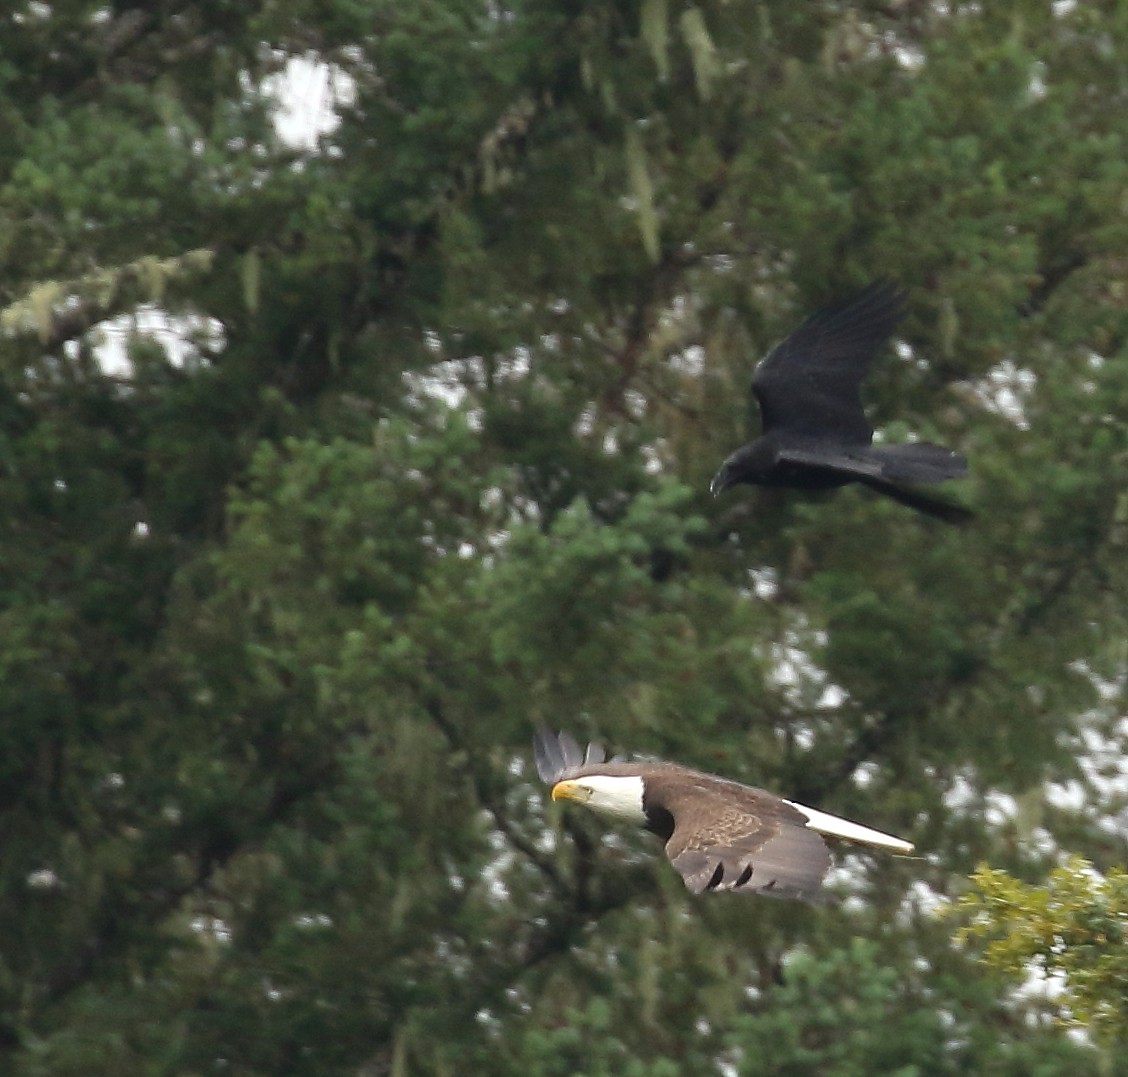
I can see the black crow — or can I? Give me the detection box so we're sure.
[710,280,971,524]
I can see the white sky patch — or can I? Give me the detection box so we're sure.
[401,360,491,437]
[1044,779,1086,811]
[1027,62,1048,103]
[1063,712,1128,838]
[1015,966,1068,1012]
[96,305,225,376]
[191,915,233,945]
[706,252,736,274]
[943,769,978,813]
[898,879,949,924]
[670,344,706,376]
[1097,813,1127,839]
[1078,718,1128,788]
[823,851,874,899]
[408,346,532,406]
[895,43,926,71]
[574,404,596,437]
[941,745,1125,860]
[893,338,929,371]
[1069,657,1124,699]
[640,439,665,474]
[943,769,1039,837]
[15,3,51,22]
[509,345,533,378]
[623,387,647,419]
[764,623,847,713]
[1026,825,1059,857]
[262,54,356,151]
[852,760,879,789]
[970,358,1035,429]
[27,868,62,891]
[480,485,505,512]
[748,566,778,600]
[819,683,847,708]
[1045,663,1128,835]
[483,527,513,560]
[479,827,514,902]
[766,640,820,696]
[784,721,815,752]
[984,790,1018,829]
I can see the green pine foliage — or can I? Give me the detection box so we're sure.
[1,0,1127,1073]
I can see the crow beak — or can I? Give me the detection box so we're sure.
[709,467,731,497]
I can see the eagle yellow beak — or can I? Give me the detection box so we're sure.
[551,780,588,803]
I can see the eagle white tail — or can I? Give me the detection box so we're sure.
[784,801,914,854]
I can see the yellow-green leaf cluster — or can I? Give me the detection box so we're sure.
[951,858,1128,1044]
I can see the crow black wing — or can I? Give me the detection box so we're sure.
[752,280,907,442]
[775,442,972,523]
[775,440,966,483]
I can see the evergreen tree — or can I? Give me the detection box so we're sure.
[1,0,1125,1073]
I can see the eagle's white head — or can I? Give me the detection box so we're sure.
[551,774,646,824]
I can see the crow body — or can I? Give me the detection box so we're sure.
[710,280,970,524]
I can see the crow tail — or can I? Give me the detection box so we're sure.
[859,476,973,525]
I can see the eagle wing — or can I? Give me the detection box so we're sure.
[655,773,832,903]
[533,726,609,783]
[751,279,906,443]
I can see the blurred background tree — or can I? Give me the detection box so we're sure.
[1,0,1126,1073]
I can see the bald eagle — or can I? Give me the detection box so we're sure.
[535,728,913,903]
